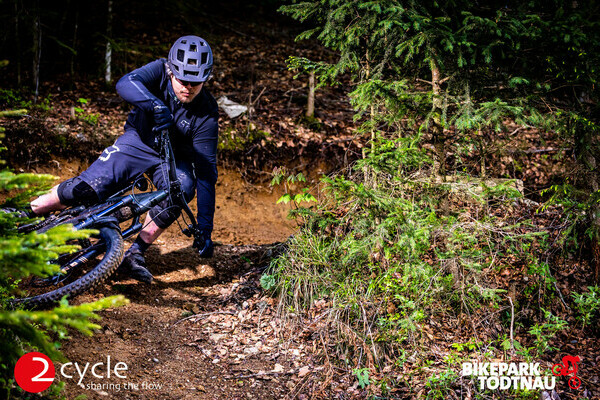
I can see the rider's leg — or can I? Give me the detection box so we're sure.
[31,175,102,215]
[118,161,195,283]
[146,159,196,230]
[139,216,165,244]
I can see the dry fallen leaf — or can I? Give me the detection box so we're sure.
[298,366,310,377]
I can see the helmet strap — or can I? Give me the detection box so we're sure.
[164,62,181,106]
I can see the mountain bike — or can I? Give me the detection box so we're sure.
[12,127,207,309]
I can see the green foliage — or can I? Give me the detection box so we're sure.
[526,309,568,356]
[217,125,269,153]
[277,0,600,394]
[572,286,600,327]
[0,166,128,396]
[425,369,457,400]
[0,89,52,112]
[539,112,600,248]
[73,97,99,125]
[352,367,370,389]
[281,0,600,181]
[286,56,333,87]
[268,136,552,383]
[270,167,317,221]
[259,272,277,292]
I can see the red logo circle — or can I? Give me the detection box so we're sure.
[14,352,55,393]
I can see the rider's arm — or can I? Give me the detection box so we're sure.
[115,59,165,111]
[191,108,219,235]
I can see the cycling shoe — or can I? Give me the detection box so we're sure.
[117,248,153,284]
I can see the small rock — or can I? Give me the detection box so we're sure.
[209,333,225,343]
[244,347,259,355]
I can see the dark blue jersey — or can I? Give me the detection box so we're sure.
[115,59,219,233]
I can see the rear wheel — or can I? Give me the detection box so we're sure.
[568,376,581,390]
[12,222,125,309]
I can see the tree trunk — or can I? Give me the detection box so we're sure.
[70,5,79,85]
[430,57,446,178]
[105,0,113,84]
[14,0,21,86]
[32,1,42,103]
[306,71,315,118]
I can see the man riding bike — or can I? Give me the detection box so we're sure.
[27,35,219,284]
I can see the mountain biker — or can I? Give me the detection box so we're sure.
[28,35,219,284]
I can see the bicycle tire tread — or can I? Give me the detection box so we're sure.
[14,226,124,309]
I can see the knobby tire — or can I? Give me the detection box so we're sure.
[13,225,125,309]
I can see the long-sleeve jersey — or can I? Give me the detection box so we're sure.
[115,59,219,234]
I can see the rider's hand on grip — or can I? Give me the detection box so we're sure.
[194,232,214,258]
[152,100,174,131]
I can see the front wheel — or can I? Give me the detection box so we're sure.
[12,224,125,309]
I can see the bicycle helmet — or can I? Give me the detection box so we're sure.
[168,35,213,82]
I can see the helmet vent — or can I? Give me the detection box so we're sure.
[190,44,197,52]
[177,49,185,62]
[188,59,197,65]
[201,53,208,64]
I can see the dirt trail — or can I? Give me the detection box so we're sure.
[28,161,308,399]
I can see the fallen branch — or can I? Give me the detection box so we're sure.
[225,370,288,380]
[171,310,236,326]
[0,109,28,118]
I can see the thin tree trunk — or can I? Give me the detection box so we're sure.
[430,56,450,215]
[14,0,21,86]
[362,53,373,187]
[70,5,79,84]
[306,71,315,118]
[32,1,42,103]
[105,0,113,84]
[430,57,446,178]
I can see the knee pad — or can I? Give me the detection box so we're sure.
[148,172,195,229]
[57,178,100,207]
[148,201,182,229]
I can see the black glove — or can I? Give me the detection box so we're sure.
[152,100,174,131]
[193,231,214,258]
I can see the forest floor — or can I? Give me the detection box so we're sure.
[2,1,600,399]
